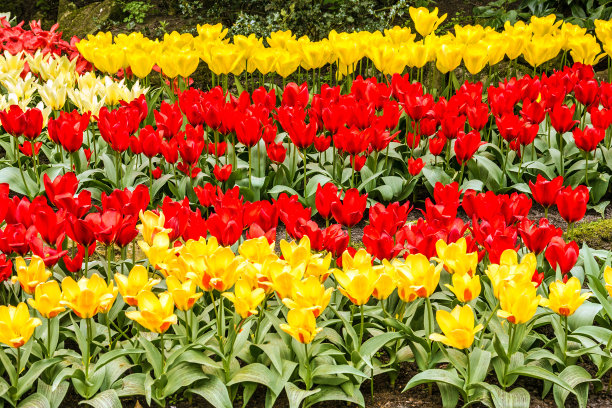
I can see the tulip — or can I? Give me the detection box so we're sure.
[485,249,536,298]
[239,236,276,264]
[283,275,333,317]
[395,254,442,299]
[541,277,591,317]
[114,265,161,307]
[48,110,91,153]
[12,255,52,295]
[267,142,286,163]
[203,247,242,292]
[137,210,167,246]
[445,273,481,302]
[139,231,177,270]
[435,238,478,276]
[166,276,203,311]
[407,157,425,176]
[454,130,484,165]
[213,164,232,183]
[604,266,612,297]
[550,104,577,134]
[409,7,447,37]
[497,281,541,324]
[315,183,339,222]
[280,308,322,344]
[222,278,266,319]
[573,126,605,152]
[0,303,42,348]
[126,291,177,333]
[429,305,482,349]
[127,50,156,78]
[333,267,377,306]
[528,175,564,213]
[556,185,589,224]
[372,262,397,300]
[61,274,118,319]
[27,280,65,319]
[331,188,367,229]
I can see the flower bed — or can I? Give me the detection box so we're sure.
[1,9,612,408]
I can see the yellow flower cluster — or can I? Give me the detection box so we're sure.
[75,8,612,81]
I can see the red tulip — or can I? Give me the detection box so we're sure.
[322,224,349,260]
[331,188,367,227]
[155,101,183,140]
[267,142,286,163]
[33,204,66,245]
[363,226,402,260]
[281,82,309,108]
[67,215,97,247]
[518,218,562,254]
[350,154,367,171]
[572,126,605,152]
[520,99,546,125]
[137,125,161,158]
[454,130,483,165]
[213,164,232,182]
[429,134,446,156]
[0,254,12,282]
[556,185,589,224]
[207,209,242,246]
[19,141,42,156]
[315,183,339,220]
[0,105,26,136]
[235,113,262,147]
[44,172,78,206]
[0,224,29,255]
[29,235,68,267]
[467,102,489,130]
[528,175,563,209]
[407,157,425,176]
[549,104,577,134]
[369,202,412,235]
[314,134,331,152]
[574,79,599,107]
[152,166,162,179]
[101,185,150,217]
[207,141,227,157]
[49,110,91,153]
[545,237,579,275]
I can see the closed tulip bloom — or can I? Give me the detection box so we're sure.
[114,265,161,307]
[429,304,482,349]
[463,43,489,75]
[445,273,481,302]
[497,281,541,324]
[13,255,52,295]
[340,248,373,274]
[139,231,177,270]
[604,266,612,297]
[203,247,242,292]
[280,308,322,344]
[137,210,167,246]
[435,238,478,276]
[27,280,65,319]
[280,236,313,268]
[372,262,397,300]
[166,276,203,311]
[573,126,605,152]
[331,189,368,227]
[454,130,484,165]
[283,275,333,317]
[550,104,577,134]
[435,43,463,73]
[409,7,447,37]
[556,185,589,224]
[127,50,156,78]
[485,250,537,298]
[126,291,177,333]
[541,277,591,317]
[396,254,442,299]
[213,164,232,182]
[239,236,276,264]
[61,274,118,319]
[333,267,377,306]
[0,303,42,348]
[222,279,266,319]
[529,175,564,209]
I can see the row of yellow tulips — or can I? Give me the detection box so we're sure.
[74,9,612,80]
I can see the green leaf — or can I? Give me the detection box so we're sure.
[163,363,207,396]
[507,365,575,394]
[189,376,233,408]
[17,393,50,408]
[79,390,122,408]
[37,380,68,408]
[477,383,530,408]
[94,349,141,372]
[0,167,36,197]
[303,384,365,408]
[150,174,173,201]
[553,365,598,408]
[138,336,163,378]
[227,363,279,390]
[284,383,320,408]
[359,332,402,368]
[312,364,368,379]
[17,358,62,399]
[469,349,492,384]
[403,369,465,395]
[423,166,451,190]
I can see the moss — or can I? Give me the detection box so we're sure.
[569,219,612,251]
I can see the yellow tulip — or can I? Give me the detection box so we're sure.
[175,50,200,78]
[234,34,264,59]
[138,231,177,270]
[463,43,489,75]
[0,303,42,348]
[340,249,373,274]
[61,274,118,319]
[137,210,167,246]
[203,247,242,292]
[497,281,541,324]
[522,36,562,68]
[429,304,482,349]
[541,277,591,317]
[435,238,478,276]
[238,236,276,264]
[454,24,486,45]
[114,265,161,307]
[275,51,302,78]
[605,266,612,297]
[126,291,177,333]
[222,278,266,319]
[166,276,202,311]
[91,45,126,74]
[37,76,67,110]
[249,48,278,75]
[267,260,306,300]
[280,308,322,344]
[445,273,481,303]
[205,44,245,76]
[402,41,434,69]
[372,261,397,300]
[127,50,156,78]
[333,267,377,306]
[530,14,562,37]
[267,30,296,49]
[409,7,447,37]
[303,253,333,282]
[595,19,612,45]
[280,236,313,268]
[568,35,605,65]
[333,39,362,67]
[485,249,536,298]
[299,42,330,70]
[394,254,442,299]
[197,23,228,41]
[435,43,463,73]
[13,255,51,295]
[27,280,65,319]
[283,276,332,317]
[384,26,416,44]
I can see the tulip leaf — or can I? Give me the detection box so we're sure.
[188,375,232,408]
[568,301,602,330]
[36,380,68,408]
[267,184,300,199]
[17,358,61,399]
[359,332,403,368]
[284,383,320,408]
[113,373,146,398]
[422,166,451,191]
[468,349,492,385]
[0,349,17,387]
[150,174,173,201]
[403,369,465,396]
[356,171,383,192]
[79,389,122,408]
[227,363,278,390]
[312,364,368,379]
[94,349,142,373]
[303,384,365,408]
[0,167,37,197]
[138,336,163,378]
[17,393,50,408]
[507,365,575,394]
[476,383,530,408]
[162,363,207,396]
[553,365,598,408]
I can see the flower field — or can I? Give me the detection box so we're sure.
[1,8,612,408]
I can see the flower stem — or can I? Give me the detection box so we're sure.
[359,304,365,351]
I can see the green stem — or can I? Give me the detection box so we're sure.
[115,150,121,189]
[149,156,153,188]
[160,331,166,372]
[106,316,112,350]
[15,138,32,198]
[301,149,307,193]
[16,347,21,379]
[584,152,589,187]
[563,315,568,365]
[359,304,365,351]
[477,302,500,347]
[502,323,515,390]
[248,146,252,189]
[425,297,434,340]
[47,318,52,358]
[304,342,312,390]
[106,245,113,283]
[85,318,92,378]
